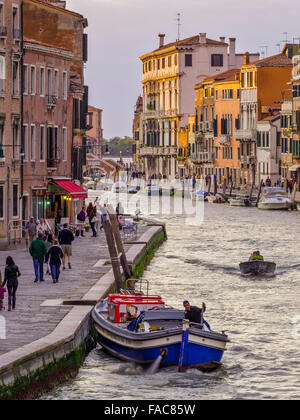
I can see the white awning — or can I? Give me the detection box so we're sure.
[288,164,300,171]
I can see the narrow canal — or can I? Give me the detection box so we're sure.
[43,201,300,400]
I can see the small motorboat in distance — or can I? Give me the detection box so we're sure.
[239,260,276,276]
[92,293,229,371]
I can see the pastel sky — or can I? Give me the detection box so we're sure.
[67,0,300,139]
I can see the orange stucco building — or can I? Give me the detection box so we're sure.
[213,69,241,185]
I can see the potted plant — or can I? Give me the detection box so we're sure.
[84,222,90,232]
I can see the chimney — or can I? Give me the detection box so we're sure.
[219,37,225,43]
[229,37,236,68]
[158,33,165,48]
[244,52,250,65]
[199,33,207,44]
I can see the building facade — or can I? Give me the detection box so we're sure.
[23,0,89,222]
[138,33,259,179]
[0,0,22,243]
[236,52,292,186]
[132,95,143,166]
[86,105,103,158]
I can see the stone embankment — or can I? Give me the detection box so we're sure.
[0,218,166,399]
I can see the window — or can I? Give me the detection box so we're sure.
[162,58,165,69]
[12,184,18,218]
[0,55,5,94]
[0,4,4,27]
[211,54,223,67]
[30,65,36,95]
[168,56,172,67]
[62,71,67,100]
[54,70,59,98]
[47,69,52,96]
[23,125,28,161]
[30,124,36,161]
[157,59,160,70]
[22,65,28,94]
[241,73,245,88]
[54,127,58,159]
[237,89,240,98]
[40,125,45,161]
[40,67,45,96]
[0,184,3,219]
[215,90,218,100]
[12,6,19,36]
[175,55,177,66]
[12,61,19,96]
[185,54,192,67]
[62,127,67,161]
[12,123,18,159]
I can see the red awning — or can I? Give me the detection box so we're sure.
[52,180,88,199]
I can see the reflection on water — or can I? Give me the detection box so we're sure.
[42,201,300,400]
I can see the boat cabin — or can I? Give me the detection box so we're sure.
[107,294,165,323]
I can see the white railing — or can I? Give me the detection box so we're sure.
[191,152,215,163]
[235,128,257,140]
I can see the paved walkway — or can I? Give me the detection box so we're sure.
[0,224,148,356]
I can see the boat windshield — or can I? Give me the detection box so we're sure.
[262,187,288,197]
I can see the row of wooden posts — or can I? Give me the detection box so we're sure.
[103,205,132,292]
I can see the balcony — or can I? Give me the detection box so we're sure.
[219,134,231,145]
[0,27,7,38]
[47,158,60,169]
[142,108,179,119]
[47,95,57,109]
[191,152,215,164]
[13,28,21,40]
[138,146,178,157]
[235,128,257,141]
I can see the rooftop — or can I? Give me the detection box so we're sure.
[245,53,292,67]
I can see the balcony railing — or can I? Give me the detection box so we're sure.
[47,158,60,168]
[13,28,21,40]
[47,95,57,108]
[235,128,257,141]
[139,146,178,157]
[191,152,215,163]
[0,26,7,37]
[219,134,231,145]
[142,108,179,119]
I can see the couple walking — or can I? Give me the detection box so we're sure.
[29,223,74,284]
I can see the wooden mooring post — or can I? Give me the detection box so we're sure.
[107,205,132,279]
[103,219,123,291]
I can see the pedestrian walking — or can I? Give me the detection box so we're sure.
[3,256,21,311]
[30,232,47,283]
[25,217,37,246]
[46,239,64,284]
[89,206,97,237]
[77,206,86,237]
[58,223,74,270]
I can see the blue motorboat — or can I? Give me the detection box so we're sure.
[92,294,229,371]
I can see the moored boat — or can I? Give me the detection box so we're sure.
[92,293,229,371]
[239,260,276,276]
[258,187,292,210]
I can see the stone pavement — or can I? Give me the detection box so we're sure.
[0,224,149,356]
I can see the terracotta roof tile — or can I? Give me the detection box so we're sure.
[153,35,227,52]
[248,53,292,67]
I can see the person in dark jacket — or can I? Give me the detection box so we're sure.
[3,256,21,311]
[58,223,74,270]
[29,232,47,283]
[46,239,64,283]
[183,300,206,325]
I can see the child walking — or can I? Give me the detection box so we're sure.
[3,256,21,311]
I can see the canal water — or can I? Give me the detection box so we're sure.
[43,200,300,400]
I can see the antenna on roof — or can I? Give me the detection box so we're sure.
[260,46,268,58]
[281,32,290,44]
[176,12,181,41]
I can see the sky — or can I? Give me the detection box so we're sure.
[67,0,300,139]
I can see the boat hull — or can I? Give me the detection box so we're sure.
[239,260,276,276]
[92,310,227,369]
[258,201,292,210]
